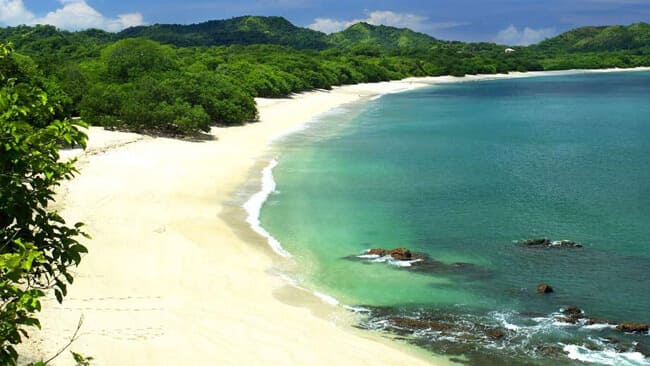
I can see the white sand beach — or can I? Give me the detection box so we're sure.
[21,67,650,365]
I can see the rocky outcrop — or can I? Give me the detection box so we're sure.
[522,238,552,247]
[350,248,492,279]
[387,317,507,342]
[390,318,459,332]
[518,238,583,248]
[557,305,585,324]
[584,318,609,326]
[616,322,649,333]
[550,240,583,248]
[553,306,648,333]
[485,328,506,340]
[367,247,421,260]
[537,283,554,294]
[367,248,388,256]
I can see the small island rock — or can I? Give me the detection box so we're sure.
[617,322,649,333]
[537,283,554,294]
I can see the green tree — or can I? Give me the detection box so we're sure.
[101,38,174,82]
[1,43,88,364]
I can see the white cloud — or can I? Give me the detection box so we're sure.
[308,10,469,35]
[0,0,33,25]
[308,18,349,34]
[0,0,144,32]
[494,25,557,46]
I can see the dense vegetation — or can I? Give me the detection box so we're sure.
[326,22,440,50]
[0,17,649,135]
[0,43,88,364]
[120,16,329,49]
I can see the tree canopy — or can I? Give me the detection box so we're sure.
[1,43,88,364]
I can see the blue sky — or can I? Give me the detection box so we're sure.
[1,0,650,45]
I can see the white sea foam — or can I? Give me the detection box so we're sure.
[563,344,650,366]
[492,311,523,331]
[362,254,423,267]
[357,254,381,259]
[243,159,292,257]
[389,258,423,267]
[270,123,310,143]
[369,86,418,101]
[344,305,371,313]
[243,157,364,313]
[269,106,348,143]
[582,323,617,331]
[314,291,340,306]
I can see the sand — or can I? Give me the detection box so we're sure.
[21,68,650,365]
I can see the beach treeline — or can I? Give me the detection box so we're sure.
[1,17,649,135]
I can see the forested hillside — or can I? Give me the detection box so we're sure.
[325,22,439,50]
[118,16,329,49]
[533,22,650,52]
[1,17,649,135]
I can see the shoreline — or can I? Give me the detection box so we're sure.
[243,64,650,279]
[21,67,650,365]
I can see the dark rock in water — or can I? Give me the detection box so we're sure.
[583,343,602,351]
[367,248,388,256]
[584,318,609,326]
[351,248,492,280]
[556,317,575,324]
[558,305,584,323]
[441,341,477,356]
[617,322,649,333]
[537,283,554,294]
[367,247,417,260]
[535,344,566,358]
[517,238,583,248]
[635,342,650,357]
[550,240,583,248]
[389,317,462,333]
[563,305,583,317]
[484,328,506,340]
[452,262,472,267]
[390,247,413,260]
[522,238,552,247]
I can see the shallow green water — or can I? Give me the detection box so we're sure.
[261,72,650,365]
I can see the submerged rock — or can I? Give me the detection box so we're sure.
[616,322,649,333]
[389,247,413,260]
[390,317,460,332]
[584,318,610,326]
[550,240,583,248]
[518,238,583,248]
[535,344,566,358]
[522,238,552,247]
[484,328,506,340]
[367,248,388,256]
[452,262,473,268]
[537,283,554,294]
[349,248,492,280]
[635,342,650,357]
[557,305,585,324]
[367,247,422,260]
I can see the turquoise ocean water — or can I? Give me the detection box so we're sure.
[260,71,650,365]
